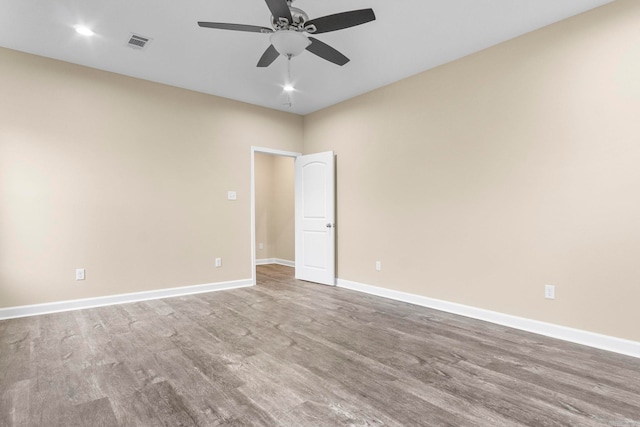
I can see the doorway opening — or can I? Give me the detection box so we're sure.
[250,147,300,285]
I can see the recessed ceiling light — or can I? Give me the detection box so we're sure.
[75,26,95,36]
[283,84,295,92]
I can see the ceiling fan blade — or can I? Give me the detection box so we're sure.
[198,22,273,33]
[305,9,376,34]
[306,37,349,66]
[264,0,293,23]
[257,44,280,67]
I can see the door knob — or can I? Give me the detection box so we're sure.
[326,223,334,228]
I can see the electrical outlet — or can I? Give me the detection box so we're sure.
[545,284,555,300]
[375,261,381,271]
[75,268,85,281]
[215,258,222,268]
[259,243,264,250]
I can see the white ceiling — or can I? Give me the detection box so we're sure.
[0,0,613,115]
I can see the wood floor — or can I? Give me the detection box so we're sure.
[1,265,639,426]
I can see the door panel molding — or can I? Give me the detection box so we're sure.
[295,151,336,286]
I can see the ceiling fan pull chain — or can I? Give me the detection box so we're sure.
[286,57,293,107]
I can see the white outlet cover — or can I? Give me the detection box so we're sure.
[227,191,237,201]
[545,284,555,299]
[75,268,85,280]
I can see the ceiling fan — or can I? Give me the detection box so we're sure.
[197,0,376,67]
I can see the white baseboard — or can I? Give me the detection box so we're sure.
[0,279,253,321]
[337,278,640,359]
[256,258,295,267]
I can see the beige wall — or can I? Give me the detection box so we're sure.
[255,154,275,260]
[254,153,295,262]
[304,0,640,342]
[0,47,303,307]
[272,156,295,262]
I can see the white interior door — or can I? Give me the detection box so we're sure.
[295,151,335,286]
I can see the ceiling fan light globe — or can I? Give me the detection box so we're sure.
[270,30,310,57]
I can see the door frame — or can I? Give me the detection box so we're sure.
[250,146,301,285]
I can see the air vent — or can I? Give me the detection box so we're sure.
[126,33,152,50]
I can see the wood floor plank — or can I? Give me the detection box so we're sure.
[260,328,472,425]
[152,348,252,425]
[1,264,640,426]
[447,359,639,427]
[138,380,199,427]
[0,329,33,386]
[244,351,415,427]
[279,400,391,427]
[0,379,30,427]
[74,397,119,427]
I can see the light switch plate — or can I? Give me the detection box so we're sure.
[76,268,85,281]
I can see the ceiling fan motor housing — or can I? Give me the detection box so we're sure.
[271,6,310,31]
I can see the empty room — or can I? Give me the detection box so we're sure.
[1,0,640,425]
